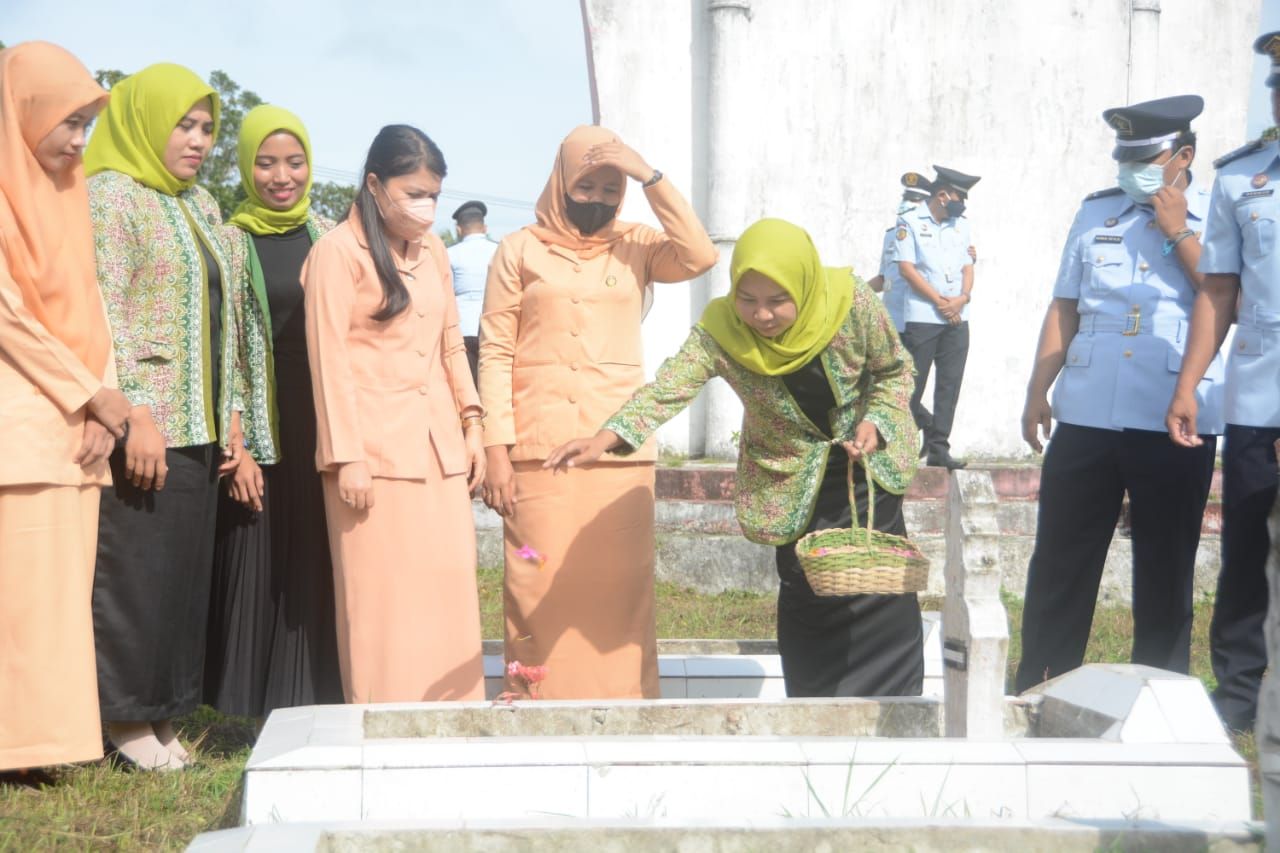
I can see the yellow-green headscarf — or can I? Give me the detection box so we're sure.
[699,218,854,376]
[228,105,313,235]
[84,63,219,196]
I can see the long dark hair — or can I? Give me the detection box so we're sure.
[355,125,448,322]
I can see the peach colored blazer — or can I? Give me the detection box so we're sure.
[0,246,114,488]
[479,179,716,462]
[303,212,479,479]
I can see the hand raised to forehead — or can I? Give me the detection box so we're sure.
[583,141,651,182]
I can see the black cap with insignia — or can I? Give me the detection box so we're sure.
[451,200,488,223]
[1257,31,1280,88]
[1101,94,1203,162]
[930,165,980,196]
[900,171,933,199]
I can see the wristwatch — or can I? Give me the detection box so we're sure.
[642,170,664,188]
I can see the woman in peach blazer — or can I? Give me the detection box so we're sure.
[304,125,486,703]
[0,42,125,774]
[480,125,717,699]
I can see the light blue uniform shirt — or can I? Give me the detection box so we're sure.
[892,205,973,324]
[447,233,498,338]
[877,224,908,332]
[1198,141,1280,428]
[1052,183,1224,434]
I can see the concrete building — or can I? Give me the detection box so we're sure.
[579,0,1260,459]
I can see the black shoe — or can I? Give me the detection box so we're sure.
[926,453,967,471]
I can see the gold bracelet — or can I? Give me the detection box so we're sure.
[461,415,484,430]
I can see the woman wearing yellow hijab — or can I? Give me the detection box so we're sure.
[0,41,119,778]
[204,105,343,721]
[547,218,924,697]
[86,62,239,770]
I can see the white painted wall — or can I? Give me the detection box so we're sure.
[583,0,1260,459]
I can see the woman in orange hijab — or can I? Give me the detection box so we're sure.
[0,42,126,776]
[479,126,716,698]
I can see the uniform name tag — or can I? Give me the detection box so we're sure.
[1242,189,1275,199]
[1093,234,1123,244]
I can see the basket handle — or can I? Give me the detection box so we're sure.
[832,439,874,551]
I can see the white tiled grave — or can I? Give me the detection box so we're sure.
[482,612,944,701]
[190,816,1265,852]
[242,666,1249,826]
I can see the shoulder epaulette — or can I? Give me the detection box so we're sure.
[1083,187,1124,202]
[1214,138,1266,170]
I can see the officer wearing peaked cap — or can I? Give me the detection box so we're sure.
[892,164,980,470]
[870,173,933,333]
[1167,32,1280,737]
[1015,95,1223,695]
[447,200,497,383]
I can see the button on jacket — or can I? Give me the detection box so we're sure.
[1053,183,1225,434]
[479,178,717,462]
[303,210,479,479]
[1199,141,1280,427]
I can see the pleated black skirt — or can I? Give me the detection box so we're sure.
[204,351,343,717]
[93,443,221,720]
[775,456,924,698]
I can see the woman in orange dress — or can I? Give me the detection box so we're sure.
[303,125,486,703]
[0,42,122,775]
[479,125,717,699]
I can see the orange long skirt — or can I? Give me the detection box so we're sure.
[503,461,658,699]
[0,484,103,770]
[322,464,483,704]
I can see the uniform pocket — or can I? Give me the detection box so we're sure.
[1232,327,1265,357]
[1243,215,1276,262]
[1083,250,1125,293]
[1064,336,1093,368]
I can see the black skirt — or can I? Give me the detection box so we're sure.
[93,444,221,720]
[203,349,343,717]
[774,457,925,698]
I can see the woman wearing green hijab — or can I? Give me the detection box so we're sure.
[546,218,924,697]
[204,105,343,721]
[86,63,240,770]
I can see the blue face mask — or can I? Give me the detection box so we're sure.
[1116,148,1185,203]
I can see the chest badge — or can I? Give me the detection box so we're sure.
[1104,217,1118,227]
[1253,173,1270,189]
[605,275,617,288]
[895,227,907,241]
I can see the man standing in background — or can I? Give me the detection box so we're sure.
[448,200,497,384]
[894,165,981,470]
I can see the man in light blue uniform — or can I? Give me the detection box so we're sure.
[1016,95,1223,693]
[447,200,497,384]
[876,176,932,332]
[894,165,979,469]
[1168,32,1280,732]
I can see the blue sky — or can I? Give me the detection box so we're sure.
[2,0,593,236]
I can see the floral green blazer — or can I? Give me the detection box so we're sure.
[89,171,238,449]
[222,213,335,465]
[604,276,918,546]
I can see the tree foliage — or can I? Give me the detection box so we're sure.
[310,181,357,222]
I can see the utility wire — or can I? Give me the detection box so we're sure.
[311,165,535,211]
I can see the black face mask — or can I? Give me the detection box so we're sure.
[944,200,966,219]
[564,194,618,235]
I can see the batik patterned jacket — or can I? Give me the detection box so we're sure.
[89,170,238,448]
[604,276,917,546]
[222,213,335,464]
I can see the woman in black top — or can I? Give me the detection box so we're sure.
[205,106,342,721]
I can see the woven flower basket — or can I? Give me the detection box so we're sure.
[796,459,928,596]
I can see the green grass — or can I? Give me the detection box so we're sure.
[0,578,1256,850]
